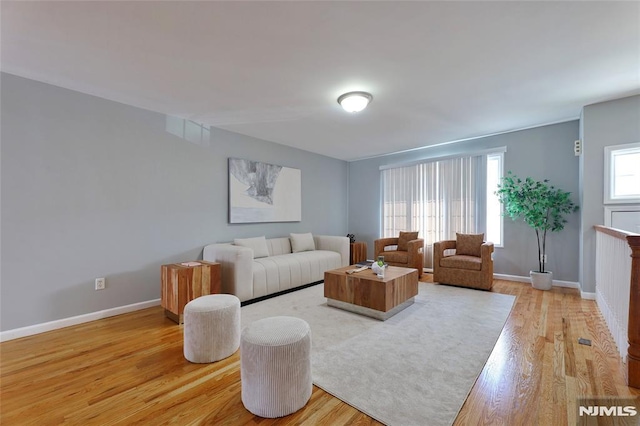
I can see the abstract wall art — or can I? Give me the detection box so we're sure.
[228,158,301,223]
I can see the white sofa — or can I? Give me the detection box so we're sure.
[203,234,349,303]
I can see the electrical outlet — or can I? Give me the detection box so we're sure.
[95,277,105,290]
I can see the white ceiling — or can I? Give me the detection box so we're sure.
[2,1,639,161]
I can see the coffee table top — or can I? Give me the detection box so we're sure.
[325,265,417,283]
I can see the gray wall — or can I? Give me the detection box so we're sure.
[580,95,640,293]
[348,121,581,282]
[0,73,348,331]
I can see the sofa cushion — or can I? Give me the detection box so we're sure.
[234,236,270,259]
[266,237,292,256]
[398,231,419,251]
[456,233,484,257]
[290,233,315,253]
[440,255,482,271]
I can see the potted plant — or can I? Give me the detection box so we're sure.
[495,172,578,290]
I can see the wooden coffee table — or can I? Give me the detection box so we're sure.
[324,265,419,321]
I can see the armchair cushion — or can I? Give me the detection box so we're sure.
[398,231,419,251]
[381,251,408,264]
[440,255,482,271]
[455,233,484,257]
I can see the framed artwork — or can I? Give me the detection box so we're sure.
[228,158,301,223]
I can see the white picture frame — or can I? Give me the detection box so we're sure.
[228,158,301,224]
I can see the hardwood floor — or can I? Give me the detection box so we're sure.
[1,278,638,425]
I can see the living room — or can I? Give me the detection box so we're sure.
[2,1,639,425]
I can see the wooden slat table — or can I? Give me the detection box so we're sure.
[161,261,221,324]
[349,241,368,265]
[324,265,418,320]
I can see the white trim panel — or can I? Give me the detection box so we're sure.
[0,299,161,342]
[493,273,580,289]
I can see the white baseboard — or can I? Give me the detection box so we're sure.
[493,273,585,293]
[0,299,161,342]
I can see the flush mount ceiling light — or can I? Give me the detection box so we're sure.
[337,91,373,113]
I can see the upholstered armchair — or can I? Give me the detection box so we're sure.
[433,233,494,291]
[374,232,424,277]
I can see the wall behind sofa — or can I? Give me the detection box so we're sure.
[0,73,348,331]
[348,121,580,283]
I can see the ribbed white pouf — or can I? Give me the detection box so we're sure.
[241,316,312,418]
[183,294,241,363]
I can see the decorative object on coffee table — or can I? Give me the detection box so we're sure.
[161,261,221,323]
[371,256,386,278]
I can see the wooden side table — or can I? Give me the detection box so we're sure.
[350,241,368,265]
[161,261,221,324]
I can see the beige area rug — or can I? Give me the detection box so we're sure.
[241,282,515,426]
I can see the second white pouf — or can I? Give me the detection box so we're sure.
[240,316,312,418]
[183,294,241,363]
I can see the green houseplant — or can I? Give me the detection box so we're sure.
[495,172,578,290]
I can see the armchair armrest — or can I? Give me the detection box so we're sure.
[203,243,254,302]
[374,237,399,257]
[407,238,425,273]
[434,240,456,253]
[406,238,425,261]
[433,240,456,271]
[314,235,350,266]
[481,242,494,269]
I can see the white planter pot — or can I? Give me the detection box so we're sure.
[530,271,553,290]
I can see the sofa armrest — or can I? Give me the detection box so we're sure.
[202,243,254,302]
[314,235,350,266]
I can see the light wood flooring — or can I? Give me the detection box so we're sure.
[1,278,638,425]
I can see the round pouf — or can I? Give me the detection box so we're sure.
[183,294,241,363]
[241,316,312,418]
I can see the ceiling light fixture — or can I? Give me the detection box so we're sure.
[337,91,373,113]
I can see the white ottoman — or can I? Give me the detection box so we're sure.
[183,294,240,363]
[241,316,312,418]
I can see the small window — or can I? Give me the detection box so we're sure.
[486,152,503,246]
[605,142,640,204]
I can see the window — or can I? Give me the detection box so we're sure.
[486,153,504,246]
[605,142,640,204]
[381,156,480,248]
[380,148,505,266]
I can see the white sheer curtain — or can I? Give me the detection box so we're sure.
[381,155,482,267]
